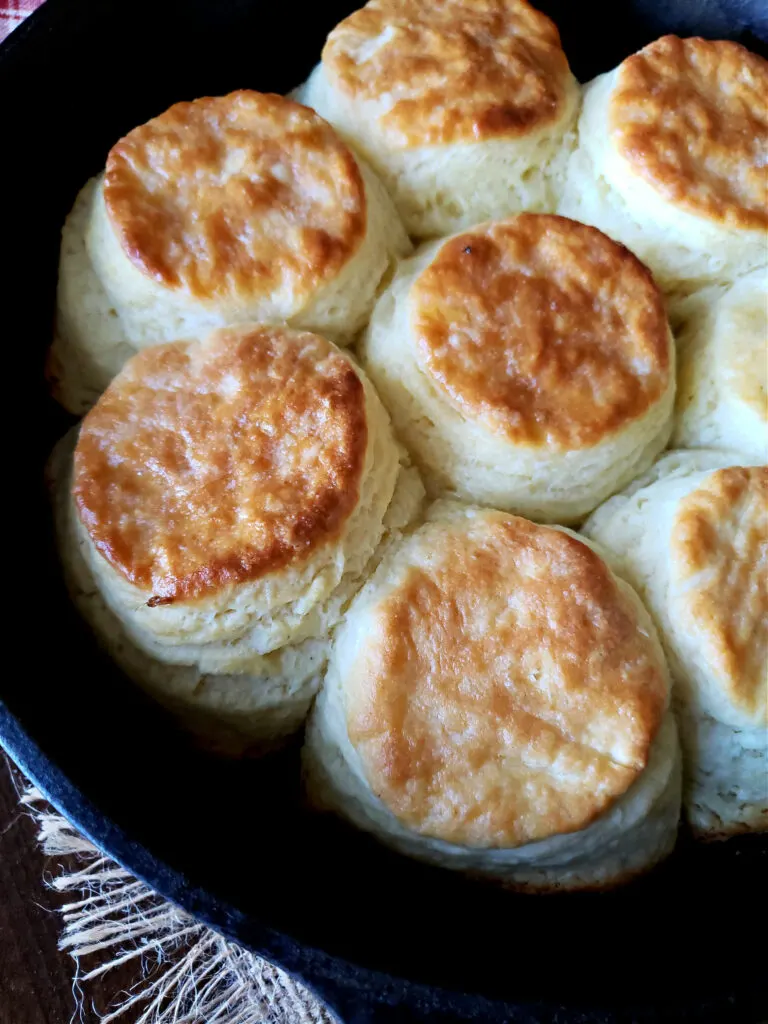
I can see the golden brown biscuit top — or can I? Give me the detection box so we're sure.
[610,37,768,231]
[346,511,668,847]
[73,325,367,605]
[322,0,572,148]
[104,91,366,300]
[671,467,768,723]
[411,216,670,450]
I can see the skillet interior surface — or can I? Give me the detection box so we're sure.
[1,1,766,1020]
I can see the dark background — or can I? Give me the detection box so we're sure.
[0,760,141,1024]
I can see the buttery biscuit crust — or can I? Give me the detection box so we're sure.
[322,0,572,147]
[346,509,668,847]
[104,92,366,300]
[411,216,671,449]
[610,37,768,230]
[74,325,367,605]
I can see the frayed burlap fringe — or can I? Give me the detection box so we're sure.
[21,786,334,1024]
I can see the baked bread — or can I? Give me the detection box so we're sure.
[304,503,680,888]
[52,324,424,753]
[360,214,675,523]
[584,451,767,838]
[558,36,768,293]
[51,91,410,413]
[297,0,580,239]
[672,270,768,461]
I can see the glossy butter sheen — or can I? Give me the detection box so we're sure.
[322,0,571,147]
[411,215,670,449]
[105,91,367,300]
[73,325,367,605]
[610,36,768,230]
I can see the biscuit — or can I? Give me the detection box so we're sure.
[305,503,680,888]
[558,37,768,292]
[51,92,410,413]
[298,0,580,238]
[54,325,425,751]
[360,215,675,522]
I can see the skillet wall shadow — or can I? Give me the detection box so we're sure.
[0,1,765,1022]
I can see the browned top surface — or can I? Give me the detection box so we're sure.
[347,510,668,847]
[671,466,768,723]
[322,0,572,147]
[411,216,670,450]
[610,36,768,231]
[104,91,366,300]
[73,325,367,605]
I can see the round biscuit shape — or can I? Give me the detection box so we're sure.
[71,323,414,658]
[411,215,670,449]
[74,324,367,606]
[360,215,675,522]
[304,502,679,887]
[103,91,366,305]
[610,37,767,233]
[51,92,411,414]
[342,507,669,848]
[321,0,572,149]
[558,37,768,291]
[299,0,580,238]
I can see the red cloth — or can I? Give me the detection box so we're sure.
[0,0,43,43]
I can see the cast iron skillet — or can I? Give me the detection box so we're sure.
[1,1,766,1020]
